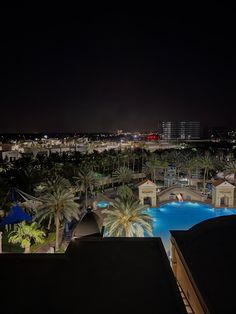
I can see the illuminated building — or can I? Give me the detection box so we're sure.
[146,133,160,141]
[158,121,200,140]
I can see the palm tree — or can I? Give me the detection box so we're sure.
[131,151,138,172]
[122,149,132,168]
[74,168,96,207]
[224,160,236,184]
[8,221,45,253]
[158,158,169,179]
[139,141,147,171]
[169,151,185,179]
[185,157,199,186]
[113,167,132,186]
[200,155,215,192]
[102,197,153,237]
[35,176,71,194]
[0,161,13,173]
[35,176,80,251]
[19,166,41,193]
[144,157,155,182]
[109,154,118,173]
[117,185,133,200]
[145,155,162,183]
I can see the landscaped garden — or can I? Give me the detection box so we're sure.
[0,144,236,253]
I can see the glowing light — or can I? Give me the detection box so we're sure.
[146,133,160,141]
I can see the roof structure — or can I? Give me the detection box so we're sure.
[171,215,236,313]
[0,237,186,314]
[0,204,32,226]
[72,210,103,238]
[212,179,235,188]
[137,179,157,187]
[212,179,225,187]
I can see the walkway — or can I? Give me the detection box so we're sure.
[158,186,204,203]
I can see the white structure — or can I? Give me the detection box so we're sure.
[2,150,20,161]
[212,180,235,207]
[60,147,70,153]
[50,147,61,154]
[75,145,88,154]
[138,180,157,207]
[158,186,203,203]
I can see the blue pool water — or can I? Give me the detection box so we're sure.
[97,201,110,208]
[147,202,236,253]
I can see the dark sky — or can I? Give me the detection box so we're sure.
[1,4,236,133]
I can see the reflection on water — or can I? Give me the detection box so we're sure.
[146,201,236,251]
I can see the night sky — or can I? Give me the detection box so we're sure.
[1,5,236,133]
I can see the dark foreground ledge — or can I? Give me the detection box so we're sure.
[0,237,186,314]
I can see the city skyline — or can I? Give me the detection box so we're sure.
[1,5,236,132]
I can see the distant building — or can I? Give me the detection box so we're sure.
[1,143,15,151]
[203,126,236,140]
[116,129,123,135]
[146,133,160,141]
[158,121,200,140]
[1,150,20,161]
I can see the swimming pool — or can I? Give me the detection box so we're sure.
[96,201,110,208]
[147,202,236,253]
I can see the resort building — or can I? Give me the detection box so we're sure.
[138,180,158,207]
[171,215,236,313]
[1,150,20,161]
[158,121,200,140]
[211,179,235,207]
[164,165,177,187]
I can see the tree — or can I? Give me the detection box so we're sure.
[19,166,41,193]
[74,168,96,207]
[113,166,132,186]
[139,142,148,172]
[35,176,80,251]
[200,155,215,192]
[117,185,133,201]
[0,177,11,215]
[8,221,45,253]
[35,176,71,193]
[169,151,185,179]
[0,161,13,174]
[102,197,153,237]
[122,149,132,168]
[225,160,236,184]
[131,151,137,172]
[145,155,163,183]
[185,157,200,186]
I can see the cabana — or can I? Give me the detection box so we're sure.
[0,204,32,226]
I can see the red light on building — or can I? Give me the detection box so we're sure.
[146,133,159,141]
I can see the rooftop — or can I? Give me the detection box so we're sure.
[171,215,236,313]
[72,210,103,238]
[0,237,186,314]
